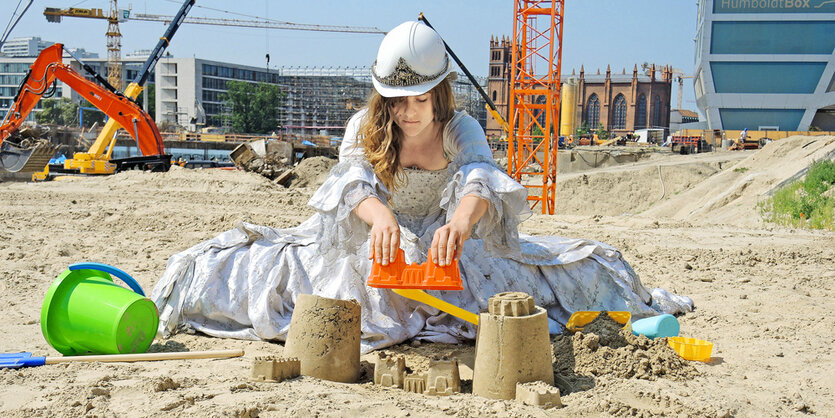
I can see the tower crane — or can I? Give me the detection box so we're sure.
[670,68,694,111]
[44,4,384,91]
[507,0,565,214]
[128,13,385,34]
[643,63,692,111]
[44,0,126,89]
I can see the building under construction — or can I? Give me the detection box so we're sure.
[159,57,487,137]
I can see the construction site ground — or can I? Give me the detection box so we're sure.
[0,136,833,416]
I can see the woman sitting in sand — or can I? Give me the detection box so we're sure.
[152,21,692,352]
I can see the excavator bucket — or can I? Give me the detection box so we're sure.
[0,139,57,173]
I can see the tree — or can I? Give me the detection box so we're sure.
[137,83,155,119]
[34,98,106,127]
[35,98,76,126]
[223,81,282,134]
[595,125,610,140]
[575,121,589,137]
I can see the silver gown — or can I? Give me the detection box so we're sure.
[151,110,693,353]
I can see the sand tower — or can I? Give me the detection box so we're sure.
[472,292,554,399]
[284,294,361,383]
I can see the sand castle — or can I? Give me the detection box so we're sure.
[284,294,361,383]
[472,291,555,400]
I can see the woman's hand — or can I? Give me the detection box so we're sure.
[355,197,400,265]
[432,195,489,266]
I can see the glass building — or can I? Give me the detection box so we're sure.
[694,0,835,131]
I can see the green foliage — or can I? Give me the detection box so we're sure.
[35,98,76,126]
[137,83,155,119]
[532,124,544,138]
[594,125,610,140]
[733,167,749,173]
[758,159,835,230]
[34,98,106,127]
[575,122,589,137]
[223,80,282,134]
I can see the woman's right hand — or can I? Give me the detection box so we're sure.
[355,197,400,265]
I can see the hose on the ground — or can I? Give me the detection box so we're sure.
[657,164,666,202]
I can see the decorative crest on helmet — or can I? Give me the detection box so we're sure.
[372,56,450,88]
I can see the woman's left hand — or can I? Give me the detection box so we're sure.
[431,217,472,266]
[431,195,489,266]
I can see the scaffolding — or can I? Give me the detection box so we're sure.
[212,66,490,137]
[507,0,564,214]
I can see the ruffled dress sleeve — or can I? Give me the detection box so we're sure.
[307,109,389,255]
[440,112,532,257]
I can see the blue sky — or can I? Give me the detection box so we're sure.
[2,0,701,109]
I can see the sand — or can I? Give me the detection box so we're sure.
[1,136,833,416]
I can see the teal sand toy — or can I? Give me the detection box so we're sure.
[41,262,159,355]
[631,314,680,339]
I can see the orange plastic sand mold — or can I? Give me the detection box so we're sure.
[368,249,463,291]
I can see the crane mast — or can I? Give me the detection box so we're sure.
[508,0,565,214]
[106,0,122,90]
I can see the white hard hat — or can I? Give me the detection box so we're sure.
[371,21,452,97]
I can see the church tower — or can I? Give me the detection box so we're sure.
[486,35,511,139]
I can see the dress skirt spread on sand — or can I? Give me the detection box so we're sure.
[151,110,693,353]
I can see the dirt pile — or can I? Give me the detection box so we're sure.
[289,156,337,188]
[1,137,834,416]
[643,135,835,226]
[241,153,291,180]
[555,162,725,216]
[552,314,697,395]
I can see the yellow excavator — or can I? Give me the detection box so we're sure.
[0,0,194,180]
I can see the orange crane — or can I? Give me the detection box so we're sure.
[507,0,564,214]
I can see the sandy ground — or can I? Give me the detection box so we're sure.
[1,136,833,417]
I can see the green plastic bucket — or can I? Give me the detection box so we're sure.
[41,262,159,355]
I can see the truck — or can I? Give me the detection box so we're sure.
[633,128,665,144]
[671,135,711,154]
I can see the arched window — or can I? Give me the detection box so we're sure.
[492,90,497,102]
[652,95,662,127]
[636,94,647,128]
[612,94,627,129]
[586,94,600,129]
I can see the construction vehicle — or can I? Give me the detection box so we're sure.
[0,43,171,177]
[4,0,194,180]
[671,135,706,154]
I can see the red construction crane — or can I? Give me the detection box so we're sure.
[507,0,564,214]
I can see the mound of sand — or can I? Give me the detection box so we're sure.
[289,156,337,188]
[643,135,835,226]
[555,161,726,216]
[0,135,833,416]
[552,314,697,394]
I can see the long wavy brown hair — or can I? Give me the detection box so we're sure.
[358,78,456,192]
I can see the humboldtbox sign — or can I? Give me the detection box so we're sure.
[714,0,835,13]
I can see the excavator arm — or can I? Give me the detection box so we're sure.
[0,43,166,173]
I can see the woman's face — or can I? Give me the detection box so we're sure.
[390,93,435,139]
